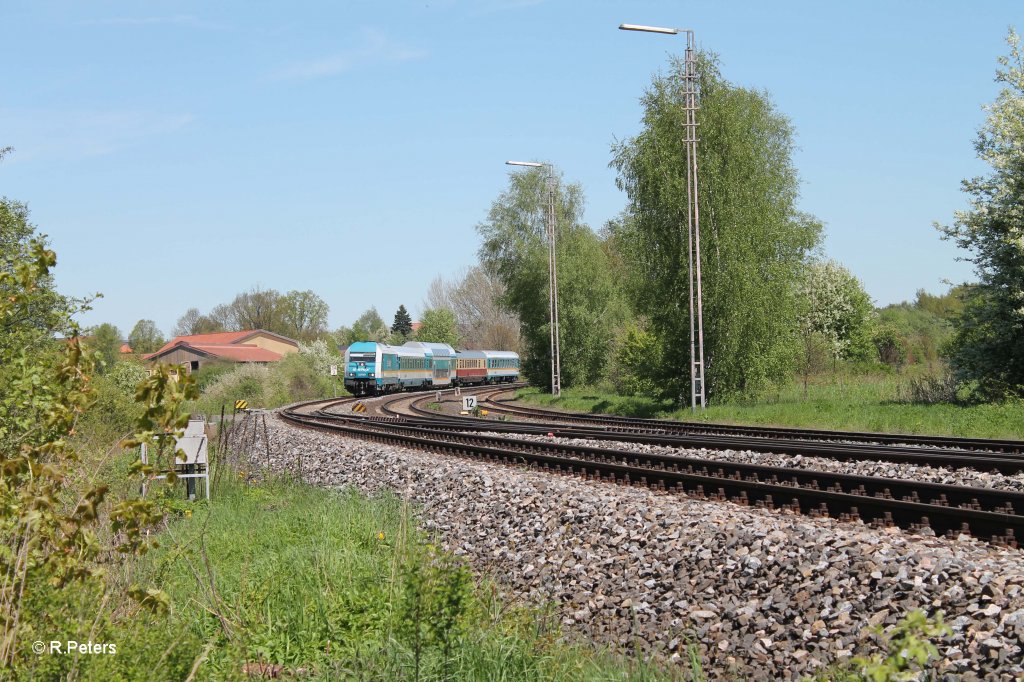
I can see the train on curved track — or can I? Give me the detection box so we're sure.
[343,341,520,396]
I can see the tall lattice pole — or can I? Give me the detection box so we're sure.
[683,30,706,411]
[506,160,561,396]
[547,171,562,397]
[620,23,706,411]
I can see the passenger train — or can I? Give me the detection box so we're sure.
[343,341,520,396]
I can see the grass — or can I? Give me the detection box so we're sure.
[63,473,693,681]
[515,371,1024,439]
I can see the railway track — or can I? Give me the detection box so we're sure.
[479,387,1024,454]
[279,388,1024,546]
[322,387,1024,475]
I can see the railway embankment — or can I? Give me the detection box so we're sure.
[237,410,1024,680]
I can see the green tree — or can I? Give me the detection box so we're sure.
[797,260,875,364]
[392,304,413,337]
[416,308,459,346]
[336,307,388,346]
[938,29,1024,399]
[127,319,164,354]
[611,321,662,396]
[914,286,967,321]
[172,307,223,336]
[477,167,624,388]
[0,188,193,672]
[0,197,82,359]
[875,301,954,369]
[87,323,123,373]
[425,267,522,352]
[229,286,281,332]
[279,289,329,341]
[611,52,822,402]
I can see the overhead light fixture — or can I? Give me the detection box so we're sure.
[619,23,679,35]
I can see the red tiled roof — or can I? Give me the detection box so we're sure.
[190,344,283,362]
[148,330,255,357]
[119,343,133,353]
[145,340,283,363]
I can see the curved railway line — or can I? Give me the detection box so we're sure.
[280,387,1024,547]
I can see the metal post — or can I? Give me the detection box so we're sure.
[682,30,706,411]
[547,171,562,397]
[619,23,706,410]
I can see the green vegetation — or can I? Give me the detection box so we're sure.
[116,476,679,681]
[610,52,822,401]
[127,318,164,354]
[392,303,414,338]
[938,29,1024,400]
[478,167,627,389]
[173,286,331,342]
[514,373,1024,439]
[190,339,346,415]
[415,307,459,347]
[815,610,952,682]
[336,306,390,346]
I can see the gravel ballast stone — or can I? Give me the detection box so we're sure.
[232,411,1024,680]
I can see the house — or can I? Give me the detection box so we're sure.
[119,343,133,354]
[144,329,299,374]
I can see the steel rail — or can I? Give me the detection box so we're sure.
[280,397,1024,546]
[477,389,1024,453]
[355,391,1024,475]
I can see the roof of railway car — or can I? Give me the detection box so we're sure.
[480,350,519,359]
[455,349,520,359]
[345,341,425,358]
[345,341,380,354]
[403,341,456,357]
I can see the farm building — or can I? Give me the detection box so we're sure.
[143,329,299,374]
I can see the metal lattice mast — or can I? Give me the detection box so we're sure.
[619,23,707,411]
[683,30,706,411]
[506,160,561,397]
[547,172,562,397]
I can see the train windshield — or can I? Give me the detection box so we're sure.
[349,353,376,364]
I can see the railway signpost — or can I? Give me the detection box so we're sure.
[462,395,478,411]
[329,364,338,397]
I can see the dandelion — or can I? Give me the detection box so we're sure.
[377,531,385,541]
[185,509,193,519]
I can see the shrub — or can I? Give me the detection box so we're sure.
[197,363,271,412]
[899,371,962,405]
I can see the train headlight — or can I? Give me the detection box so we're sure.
[369,372,375,377]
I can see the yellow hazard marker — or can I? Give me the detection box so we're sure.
[480,409,489,416]
[235,399,249,410]
[352,402,367,413]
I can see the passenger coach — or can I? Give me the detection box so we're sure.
[343,341,516,396]
[454,350,520,386]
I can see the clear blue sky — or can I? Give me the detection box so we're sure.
[1,1,1018,337]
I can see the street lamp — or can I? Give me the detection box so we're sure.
[506,160,561,397]
[619,23,707,412]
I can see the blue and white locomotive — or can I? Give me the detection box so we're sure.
[343,340,519,396]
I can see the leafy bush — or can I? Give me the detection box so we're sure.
[611,322,663,397]
[265,351,335,405]
[190,360,239,392]
[193,346,340,413]
[818,610,952,681]
[196,363,272,412]
[899,371,962,405]
[872,324,906,368]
